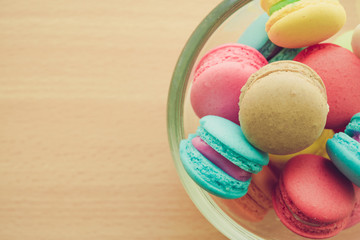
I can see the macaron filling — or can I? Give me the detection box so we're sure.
[285,201,322,228]
[196,126,264,173]
[192,136,252,181]
[180,134,252,199]
[269,0,300,16]
[354,134,360,143]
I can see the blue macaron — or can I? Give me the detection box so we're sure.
[345,113,360,138]
[179,115,269,199]
[268,48,304,63]
[326,113,360,187]
[237,13,302,61]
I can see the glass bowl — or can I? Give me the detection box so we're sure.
[167,0,360,239]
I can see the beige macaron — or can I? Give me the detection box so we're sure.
[239,61,329,155]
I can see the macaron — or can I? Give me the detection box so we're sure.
[260,0,347,48]
[237,13,302,61]
[237,13,281,60]
[269,129,334,172]
[272,154,356,239]
[214,165,278,222]
[294,43,360,130]
[190,44,268,124]
[326,113,360,187]
[239,60,329,155]
[345,112,360,140]
[346,185,360,229]
[352,24,360,58]
[179,115,269,199]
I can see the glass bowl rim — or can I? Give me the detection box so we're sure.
[166,0,262,239]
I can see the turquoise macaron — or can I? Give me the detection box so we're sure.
[179,115,269,199]
[345,113,360,138]
[237,13,302,62]
[326,113,360,187]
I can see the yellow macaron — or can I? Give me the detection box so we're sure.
[261,0,346,48]
[269,129,334,171]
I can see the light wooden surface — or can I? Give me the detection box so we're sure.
[0,0,227,239]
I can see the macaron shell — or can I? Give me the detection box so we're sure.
[282,155,355,223]
[198,115,269,172]
[194,44,267,82]
[237,13,283,60]
[266,0,346,48]
[180,134,251,199]
[326,132,360,187]
[294,43,360,130]
[345,113,360,137]
[272,180,348,239]
[352,24,360,58]
[237,13,304,62]
[239,61,328,155]
[272,154,355,238]
[238,13,270,51]
[191,44,267,124]
[191,62,257,124]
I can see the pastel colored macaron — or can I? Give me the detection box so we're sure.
[294,43,360,130]
[239,60,329,155]
[345,113,360,140]
[326,113,360,187]
[272,154,356,239]
[260,0,346,48]
[269,129,334,172]
[346,185,360,229]
[214,165,278,222]
[352,24,360,58]
[190,44,267,124]
[237,13,302,61]
[237,13,281,59]
[179,115,269,199]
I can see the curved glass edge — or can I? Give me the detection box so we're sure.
[167,0,263,239]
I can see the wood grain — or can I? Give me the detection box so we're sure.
[0,0,227,239]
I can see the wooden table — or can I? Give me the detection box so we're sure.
[0,0,228,239]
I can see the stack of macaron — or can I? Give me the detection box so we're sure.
[179,0,360,238]
[272,154,356,239]
[180,115,269,199]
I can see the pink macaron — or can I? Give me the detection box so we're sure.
[191,43,268,124]
[272,154,355,239]
[294,43,360,131]
[346,184,360,229]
